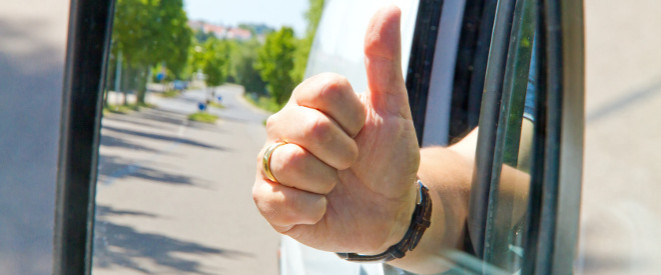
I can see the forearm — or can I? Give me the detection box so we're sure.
[388,144,530,274]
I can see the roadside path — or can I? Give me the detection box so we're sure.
[93,85,279,275]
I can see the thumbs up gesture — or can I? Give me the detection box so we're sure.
[253,5,421,256]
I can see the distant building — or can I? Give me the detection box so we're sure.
[188,20,253,41]
[225,27,251,40]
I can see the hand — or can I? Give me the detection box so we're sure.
[252,5,420,255]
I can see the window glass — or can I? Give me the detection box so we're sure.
[482,0,537,271]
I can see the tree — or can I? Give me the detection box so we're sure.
[291,0,325,84]
[255,27,297,105]
[111,0,192,104]
[229,39,267,95]
[202,38,231,87]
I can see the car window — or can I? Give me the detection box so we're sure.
[90,1,319,274]
[465,0,547,272]
[83,0,581,274]
[482,0,537,271]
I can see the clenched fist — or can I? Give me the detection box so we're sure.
[252,5,421,256]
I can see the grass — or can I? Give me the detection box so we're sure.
[103,102,155,115]
[244,94,282,113]
[161,90,180,98]
[208,101,225,109]
[188,112,218,124]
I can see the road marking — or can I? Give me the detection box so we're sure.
[178,120,188,137]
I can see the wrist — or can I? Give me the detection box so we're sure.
[337,180,432,262]
[382,179,420,251]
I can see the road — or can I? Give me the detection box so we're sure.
[92,84,280,274]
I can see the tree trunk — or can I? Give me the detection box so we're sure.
[112,50,122,106]
[122,65,129,106]
[136,66,149,105]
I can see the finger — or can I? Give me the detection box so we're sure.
[364,5,411,119]
[265,143,339,194]
[266,106,359,170]
[292,73,366,137]
[252,179,327,228]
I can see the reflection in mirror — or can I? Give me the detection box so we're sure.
[484,0,537,271]
[92,0,317,274]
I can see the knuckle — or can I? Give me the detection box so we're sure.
[265,112,279,132]
[316,73,350,102]
[251,182,262,204]
[252,185,272,220]
[280,146,307,174]
[252,183,291,224]
[303,114,333,143]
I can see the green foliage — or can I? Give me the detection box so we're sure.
[291,0,325,85]
[104,102,154,114]
[244,93,283,113]
[228,39,267,94]
[111,0,193,103]
[291,34,312,84]
[256,27,297,105]
[207,101,225,109]
[161,90,180,97]
[189,42,206,72]
[188,112,218,123]
[202,38,231,87]
[305,0,325,34]
[194,29,215,43]
[104,104,138,114]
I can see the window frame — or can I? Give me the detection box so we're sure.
[462,0,585,273]
[406,0,446,145]
[54,0,115,274]
[521,0,584,274]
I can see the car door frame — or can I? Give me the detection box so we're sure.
[54,0,115,274]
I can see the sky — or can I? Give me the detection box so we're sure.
[184,0,309,36]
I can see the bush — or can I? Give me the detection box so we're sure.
[188,112,218,123]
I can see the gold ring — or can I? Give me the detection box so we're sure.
[262,141,288,183]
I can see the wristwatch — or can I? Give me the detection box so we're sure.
[336,180,432,263]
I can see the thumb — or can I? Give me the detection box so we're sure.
[364,5,410,119]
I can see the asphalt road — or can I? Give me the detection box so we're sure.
[92,85,280,274]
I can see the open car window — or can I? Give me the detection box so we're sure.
[45,0,583,274]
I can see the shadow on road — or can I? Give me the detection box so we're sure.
[134,108,190,125]
[101,135,164,154]
[94,205,251,274]
[96,205,160,219]
[102,125,227,151]
[103,114,178,132]
[586,78,661,124]
[97,155,210,188]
